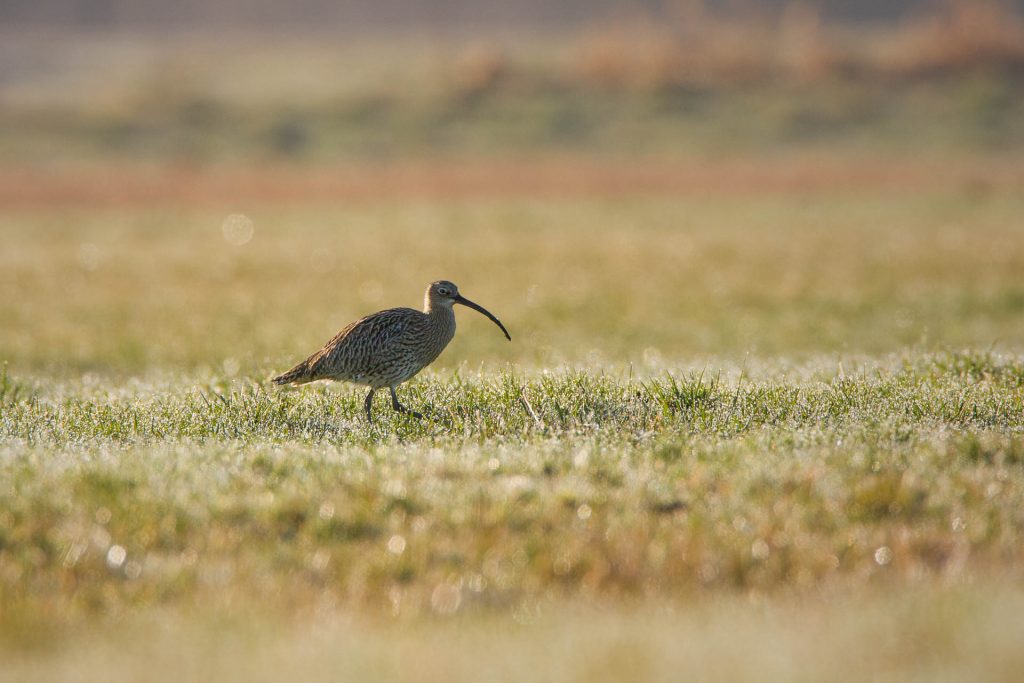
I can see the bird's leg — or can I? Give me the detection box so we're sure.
[389,386,423,419]
[364,388,375,423]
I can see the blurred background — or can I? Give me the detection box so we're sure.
[1,0,1023,375]
[3,0,1024,164]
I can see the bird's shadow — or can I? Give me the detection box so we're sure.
[283,407,455,443]
[285,416,359,442]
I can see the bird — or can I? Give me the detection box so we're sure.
[272,280,511,422]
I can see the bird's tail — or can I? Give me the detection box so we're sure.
[271,361,313,386]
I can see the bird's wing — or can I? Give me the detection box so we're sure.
[330,308,413,347]
[304,308,418,377]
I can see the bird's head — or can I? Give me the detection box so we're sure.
[425,280,511,341]
[427,280,461,308]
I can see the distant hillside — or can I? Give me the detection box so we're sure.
[3,0,1023,31]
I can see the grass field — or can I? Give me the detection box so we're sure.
[2,165,1023,679]
[3,19,1024,678]
[2,170,1023,374]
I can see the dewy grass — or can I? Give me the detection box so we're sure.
[1,352,1022,633]
[2,179,1023,678]
[2,352,1022,445]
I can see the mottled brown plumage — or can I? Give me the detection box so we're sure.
[272,280,510,422]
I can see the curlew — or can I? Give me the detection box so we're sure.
[272,280,511,422]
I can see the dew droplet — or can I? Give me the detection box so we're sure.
[106,545,127,570]
[387,534,407,555]
[222,213,254,246]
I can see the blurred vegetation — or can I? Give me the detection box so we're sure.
[2,2,1024,162]
[4,585,1023,682]
[2,189,1023,376]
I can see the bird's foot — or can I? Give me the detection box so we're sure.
[389,387,425,420]
[395,405,423,420]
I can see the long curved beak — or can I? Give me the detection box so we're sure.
[454,294,511,341]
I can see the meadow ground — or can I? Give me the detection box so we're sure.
[1,156,1023,680]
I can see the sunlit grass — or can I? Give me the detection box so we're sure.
[2,180,1023,679]
[2,353,1024,679]
[2,353,1022,631]
[2,190,1023,376]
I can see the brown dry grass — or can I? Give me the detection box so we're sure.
[2,156,1022,207]
[572,0,1024,90]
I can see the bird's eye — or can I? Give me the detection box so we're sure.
[439,288,449,296]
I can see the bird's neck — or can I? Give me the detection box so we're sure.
[426,303,457,342]
[426,302,454,322]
